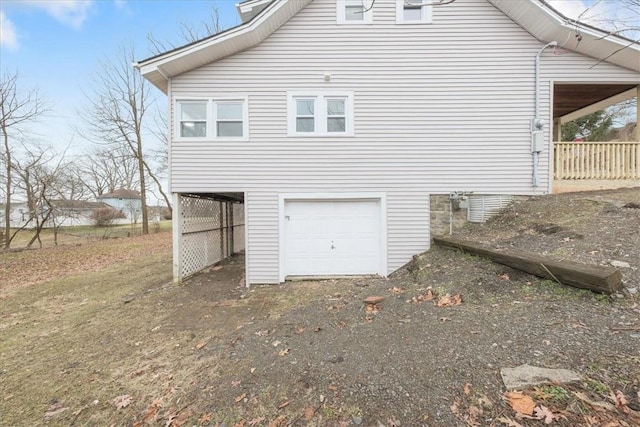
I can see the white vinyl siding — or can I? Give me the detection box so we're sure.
[169,0,640,284]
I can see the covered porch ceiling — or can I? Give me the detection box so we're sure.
[554,83,638,123]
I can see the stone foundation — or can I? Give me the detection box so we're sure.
[430,194,469,237]
[430,194,526,237]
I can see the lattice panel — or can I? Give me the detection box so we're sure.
[181,196,220,233]
[182,230,223,277]
[178,195,246,279]
[233,203,245,253]
[180,196,222,278]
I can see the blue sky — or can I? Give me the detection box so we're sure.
[1,0,241,153]
[0,0,632,155]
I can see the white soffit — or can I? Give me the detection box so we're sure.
[488,0,640,73]
[136,0,311,93]
[237,0,274,23]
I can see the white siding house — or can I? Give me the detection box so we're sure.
[137,0,640,285]
[96,189,143,224]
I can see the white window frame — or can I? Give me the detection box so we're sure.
[176,99,209,140]
[287,92,354,137]
[396,0,433,24]
[175,97,249,141]
[337,0,373,24]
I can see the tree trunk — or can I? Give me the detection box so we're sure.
[136,143,148,235]
[2,126,10,249]
[142,157,172,214]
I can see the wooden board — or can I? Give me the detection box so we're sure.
[432,236,623,294]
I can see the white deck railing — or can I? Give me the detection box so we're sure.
[554,141,640,180]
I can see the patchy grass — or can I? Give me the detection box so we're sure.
[0,236,174,425]
[6,220,172,249]
[0,231,171,290]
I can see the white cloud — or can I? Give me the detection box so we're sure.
[113,0,126,10]
[22,0,93,29]
[0,10,19,50]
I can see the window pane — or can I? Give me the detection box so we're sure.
[181,102,207,121]
[296,117,315,132]
[328,117,346,132]
[181,121,207,138]
[217,121,243,137]
[327,99,345,116]
[403,5,422,21]
[217,102,243,120]
[296,99,314,116]
[345,5,364,21]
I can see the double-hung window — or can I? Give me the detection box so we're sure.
[326,98,346,133]
[295,98,316,133]
[179,101,208,138]
[337,0,373,24]
[288,92,353,136]
[215,101,244,137]
[396,0,432,24]
[176,98,248,140]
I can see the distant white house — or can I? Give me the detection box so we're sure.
[1,200,111,229]
[97,189,143,223]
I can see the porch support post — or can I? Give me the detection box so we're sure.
[172,193,183,284]
[553,118,562,142]
[636,85,639,142]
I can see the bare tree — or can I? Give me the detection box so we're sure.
[142,5,229,215]
[76,146,140,198]
[0,71,47,248]
[82,45,155,234]
[147,5,223,54]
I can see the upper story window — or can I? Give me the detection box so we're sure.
[179,101,207,138]
[176,98,248,141]
[396,0,432,24]
[216,101,244,137]
[288,92,354,136]
[337,0,373,24]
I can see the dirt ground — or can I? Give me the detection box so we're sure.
[1,188,639,426]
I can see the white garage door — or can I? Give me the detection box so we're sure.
[284,199,382,277]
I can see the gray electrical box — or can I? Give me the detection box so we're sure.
[532,131,544,153]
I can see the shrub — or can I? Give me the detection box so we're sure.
[161,207,172,220]
[91,207,126,227]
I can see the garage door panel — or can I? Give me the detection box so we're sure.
[284,199,382,276]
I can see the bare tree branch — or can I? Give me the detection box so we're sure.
[0,71,48,248]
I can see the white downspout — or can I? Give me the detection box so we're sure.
[532,41,557,188]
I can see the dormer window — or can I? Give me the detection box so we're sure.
[337,0,373,24]
[396,0,432,24]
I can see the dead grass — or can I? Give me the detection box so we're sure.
[0,231,171,290]
[0,232,176,425]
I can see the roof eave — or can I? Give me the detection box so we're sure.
[236,0,274,23]
[488,0,640,73]
[136,0,310,93]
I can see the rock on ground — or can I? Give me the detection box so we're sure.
[500,364,582,390]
